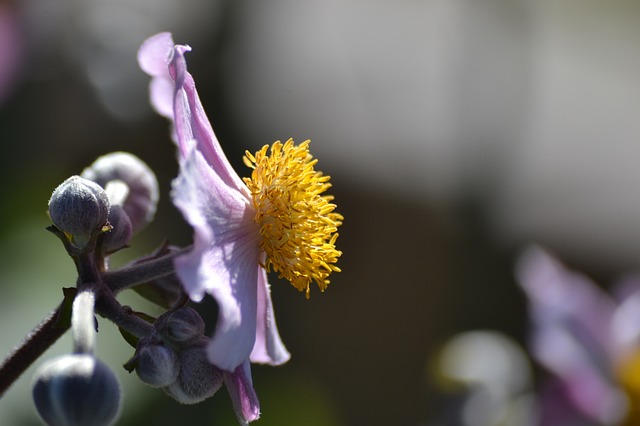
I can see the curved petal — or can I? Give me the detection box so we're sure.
[138,32,178,119]
[173,144,260,370]
[148,77,175,119]
[137,32,174,79]
[166,40,249,197]
[250,265,291,365]
[517,246,625,423]
[516,246,616,356]
[531,324,627,423]
[224,361,260,425]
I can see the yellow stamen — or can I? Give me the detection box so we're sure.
[243,139,343,298]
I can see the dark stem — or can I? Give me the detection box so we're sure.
[0,302,70,397]
[102,247,190,293]
[46,224,103,286]
[94,289,154,338]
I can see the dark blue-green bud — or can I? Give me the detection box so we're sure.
[135,340,179,388]
[163,339,224,404]
[155,307,205,347]
[81,152,158,233]
[32,354,121,426]
[48,176,110,247]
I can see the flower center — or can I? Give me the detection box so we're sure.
[243,139,343,298]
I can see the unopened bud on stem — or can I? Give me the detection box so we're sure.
[101,205,133,254]
[163,339,223,404]
[133,338,179,388]
[81,152,159,233]
[155,307,205,347]
[48,176,110,248]
[32,354,121,426]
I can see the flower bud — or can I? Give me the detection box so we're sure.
[81,152,159,233]
[48,176,110,247]
[100,205,133,254]
[32,354,121,426]
[155,307,205,347]
[163,339,224,404]
[135,340,179,388]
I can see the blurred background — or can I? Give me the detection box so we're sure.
[1,0,640,424]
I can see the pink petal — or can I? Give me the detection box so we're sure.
[224,361,260,425]
[173,145,261,370]
[137,32,175,78]
[517,246,616,355]
[166,41,249,196]
[250,265,291,365]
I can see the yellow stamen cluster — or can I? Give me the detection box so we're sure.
[243,139,343,298]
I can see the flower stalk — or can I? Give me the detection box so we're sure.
[71,290,96,355]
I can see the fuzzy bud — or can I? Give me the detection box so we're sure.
[81,152,159,233]
[32,354,121,426]
[155,307,205,347]
[163,339,224,404]
[135,340,179,388]
[100,205,133,254]
[48,176,110,247]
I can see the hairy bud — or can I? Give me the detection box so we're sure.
[81,152,159,233]
[32,354,121,426]
[134,339,179,388]
[155,307,205,347]
[163,339,224,404]
[48,176,110,247]
[100,205,133,254]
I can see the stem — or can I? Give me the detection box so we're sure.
[75,249,102,287]
[46,225,103,285]
[103,247,190,293]
[72,290,96,354]
[0,303,70,397]
[94,289,154,338]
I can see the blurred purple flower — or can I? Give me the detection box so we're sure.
[517,246,640,425]
[0,3,23,106]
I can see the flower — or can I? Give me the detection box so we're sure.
[138,32,342,422]
[516,246,640,425]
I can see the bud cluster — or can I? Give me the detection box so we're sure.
[30,152,168,426]
[22,148,249,425]
[128,307,223,404]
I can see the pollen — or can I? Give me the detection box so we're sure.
[243,139,343,298]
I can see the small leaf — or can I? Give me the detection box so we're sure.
[122,353,139,373]
[118,326,140,349]
[55,288,78,329]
